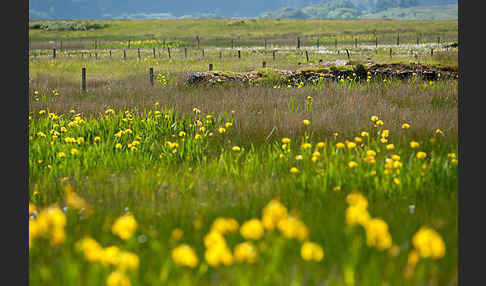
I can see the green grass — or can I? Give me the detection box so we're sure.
[29,18,458,48]
[29,76,457,286]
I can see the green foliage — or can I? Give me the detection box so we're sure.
[29,21,109,31]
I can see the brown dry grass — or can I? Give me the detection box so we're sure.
[29,73,457,144]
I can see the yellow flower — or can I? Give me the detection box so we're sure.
[447,153,456,159]
[402,123,410,129]
[170,228,184,242]
[364,218,392,250]
[393,178,400,185]
[346,193,368,209]
[277,216,308,241]
[303,119,311,126]
[218,127,226,134]
[290,167,299,174]
[49,228,66,246]
[361,131,369,137]
[64,185,92,214]
[386,144,395,150]
[348,161,358,168]
[354,137,363,143]
[75,237,104,262]
[301,241,324,262]
[240,219,264,240]
[70,148,79,155]
[119,251,139,270]
[295,155,303,161]
[410,141,420,148]
[178,131,186,137]
[29,203,36,216]
[282,138,291,144]
[172,244,198,268]
[346,205,371,226]
[106,271,131,286]
[204,231,227,249]
[407,249,420,267]
[105,109,115,115]
[376,120,384,126]
[364,156,376,164]
[435,129,444,135]
[234,242,258,263]
[412,227,446,259]
[112,214,138,240]
[205,243,233,267]
[371,116,378,122]
[58,152,66,158]
[316,142,326,149]
[301,143,312,150]
[416,152,427,159]
[333,186,341,192]
[94,136,101,142]
[225,122,233,128]
[262,200,288,230]
[380,137,388,143]
[381,129,390,138]
[211,218,239,234]
[336,142,345,149]
[346,142,357,149]
[232,146,241,152]
[366,150,376,157]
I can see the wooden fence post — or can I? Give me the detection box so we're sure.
[431,48,434,56]
[219,51,222,59]
[390,48,392,58]
[149,68,154,86]
[355,38,357,48]
[297,37,300,49]
[138,48,141,59]
[128,40,131,49]
[305,50,309,63]
[53,48,56,59]
[82,68,86,92]
[262,61,266,68]
[209,63,213,71]
[264,39,267,49]
[153,48,156,58]
[123,49,126,60]
[168,47,171,59]
[272,50,276,61]
[375,37,378,48]
[109,50,112,57]
[238,50,241,59]
[202,49,204,57]
[196,36,200,49]
[335,38,337,48]
[345,49,350,59]
[231,39,234,49]
[397,33,400,46]
[184,47,187,58]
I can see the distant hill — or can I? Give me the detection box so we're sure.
[261,0,458,20]
[29,0,458,20]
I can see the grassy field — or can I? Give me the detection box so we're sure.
[29,18,458,49]
[29,19,458,286]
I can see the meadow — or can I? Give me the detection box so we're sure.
[29,19,458,286]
